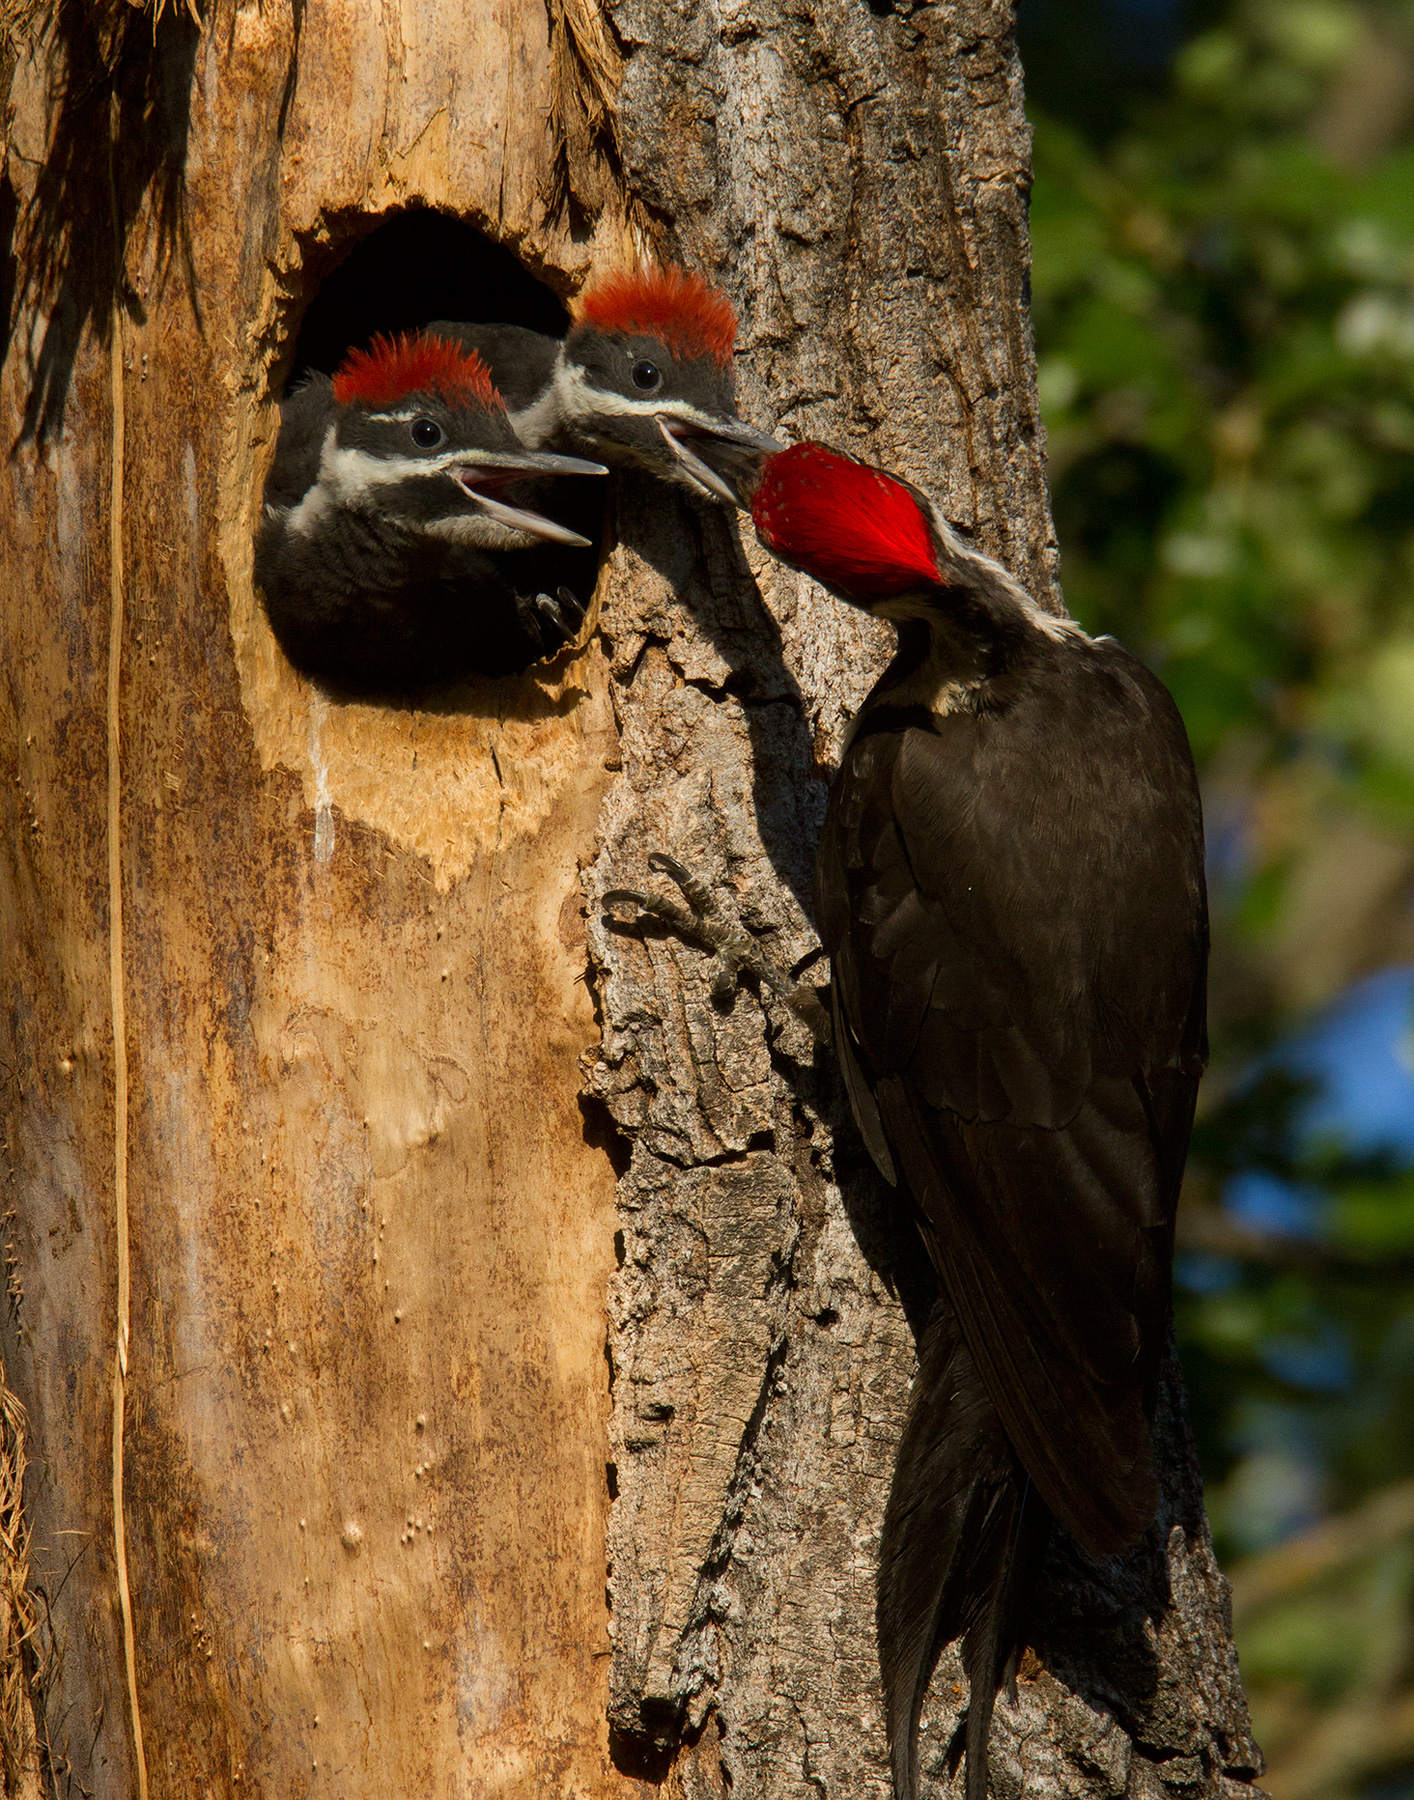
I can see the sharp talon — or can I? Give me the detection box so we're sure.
[538,592,572,635]
[603,886,702,938]
[516,593,554,654]
[786,986,832,1045]
[646,852,717,917]
[604,851,830,1047]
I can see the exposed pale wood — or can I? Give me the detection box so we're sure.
[1,1,640,1792]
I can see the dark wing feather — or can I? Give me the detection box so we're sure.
[821,634,1206,1557]
[878,1300,1049,1800]
[832,981,896,1183]
[879,1076,1163,1551]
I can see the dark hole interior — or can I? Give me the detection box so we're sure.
[289,208,571,388]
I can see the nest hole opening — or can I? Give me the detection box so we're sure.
[260,210,605,699]
[289,210,571,385]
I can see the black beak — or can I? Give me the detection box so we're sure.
[656,415,783,507]
[453,449,607,546]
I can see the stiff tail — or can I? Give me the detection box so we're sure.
[878,1300,1049,1800]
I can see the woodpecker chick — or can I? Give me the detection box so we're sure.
[753,443,1208,1800]
[255,332,607,690]
[429,264,779,507]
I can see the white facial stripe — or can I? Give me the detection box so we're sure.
[922,499,1085,644]
[551,360,721,431]
[876,632,987,717]
[837,660,986,755]
[286,483,333,538]
[876,592,949,625]
[843,667,985,741]
[509,382,563,449]
[842,598,992,741]
[321,440,468,502]
[652,399,731,430]
[365,409,425,424]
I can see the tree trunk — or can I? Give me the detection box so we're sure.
[0,0,1264,1795]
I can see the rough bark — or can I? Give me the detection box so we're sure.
[0,0,1263,1795]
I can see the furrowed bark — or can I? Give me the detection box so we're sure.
[0,0,1263,1794]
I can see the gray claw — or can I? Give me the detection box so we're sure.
[605,854,831,1044]
[541,593,573,636]
[524,585,589,656]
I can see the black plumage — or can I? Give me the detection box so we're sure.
[753,444,1208,1800]
[879,1301,1048,1800]
[822,630,1206,1549]
[255,346,605,693]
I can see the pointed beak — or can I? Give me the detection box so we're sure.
[452,449,607,547]
[467,449,610,479]
[656,415,783,508]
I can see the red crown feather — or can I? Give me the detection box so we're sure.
[332,332,503,410]
[572,263,737,366]
[752,443,941,597]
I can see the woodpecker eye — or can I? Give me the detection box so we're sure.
[630,359,662,392]
[410,417,444,449]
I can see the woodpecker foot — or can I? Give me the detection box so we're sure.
[604,852,830,1044]
[517,585,589,662]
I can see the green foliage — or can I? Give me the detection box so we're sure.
[1030,3,1414,798]
[1025,4,1414,1791]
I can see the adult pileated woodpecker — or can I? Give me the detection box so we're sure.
[751,443,1208,1800]
[255,332,606,689]
[428,263,779,507]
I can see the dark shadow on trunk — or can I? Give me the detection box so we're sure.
[12,0,201,447]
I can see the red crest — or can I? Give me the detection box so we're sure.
[753,443,941,598]
[572,264,737,367]
[332,333,503,410]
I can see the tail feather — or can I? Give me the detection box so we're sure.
[878,1300,1049,1800]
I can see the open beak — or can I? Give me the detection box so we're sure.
[656,415,783,508]
[453,449,607,547]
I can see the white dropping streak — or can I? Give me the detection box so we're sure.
[308,693,334,864]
